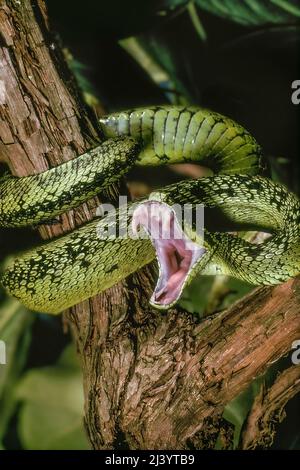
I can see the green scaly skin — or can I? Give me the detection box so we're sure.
[156,175,300,285]
[0,138,139,227]
[0,106,299,314]
[99,106,264,173]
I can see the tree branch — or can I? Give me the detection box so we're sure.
[1,0,299,450]
[240,366,300,449]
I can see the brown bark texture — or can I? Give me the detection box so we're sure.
[240,366,300,449]
[0,0,299,450]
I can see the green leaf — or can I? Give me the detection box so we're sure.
[16,344,90,450]
[196,0,300,25]
[0,299,33,444]
[187,2,207,41]
[120,35,192,104]
[223,377,264,448]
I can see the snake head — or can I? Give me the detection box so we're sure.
[132,200,206,309]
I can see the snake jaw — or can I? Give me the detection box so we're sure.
[132,201,206,309]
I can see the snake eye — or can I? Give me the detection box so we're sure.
[132,201,206,309]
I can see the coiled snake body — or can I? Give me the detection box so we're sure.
[1,107,299,314]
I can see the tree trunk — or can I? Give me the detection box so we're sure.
[0,0,299,450]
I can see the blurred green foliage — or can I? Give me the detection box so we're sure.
[0,0,299,450]
[196,0,300,26]
[16,345,89,450]
[0,299,33,448]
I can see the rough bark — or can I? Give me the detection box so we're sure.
[240,366,300,449]
[0,0,299,450]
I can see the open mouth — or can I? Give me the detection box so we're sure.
[132,201,206,308]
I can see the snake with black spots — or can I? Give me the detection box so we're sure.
[0,106,299,314]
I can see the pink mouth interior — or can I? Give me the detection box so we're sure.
[132,201,206,307]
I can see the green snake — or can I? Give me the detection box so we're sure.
[0,106,299,314]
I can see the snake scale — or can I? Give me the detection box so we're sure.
[0,106,299,314]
